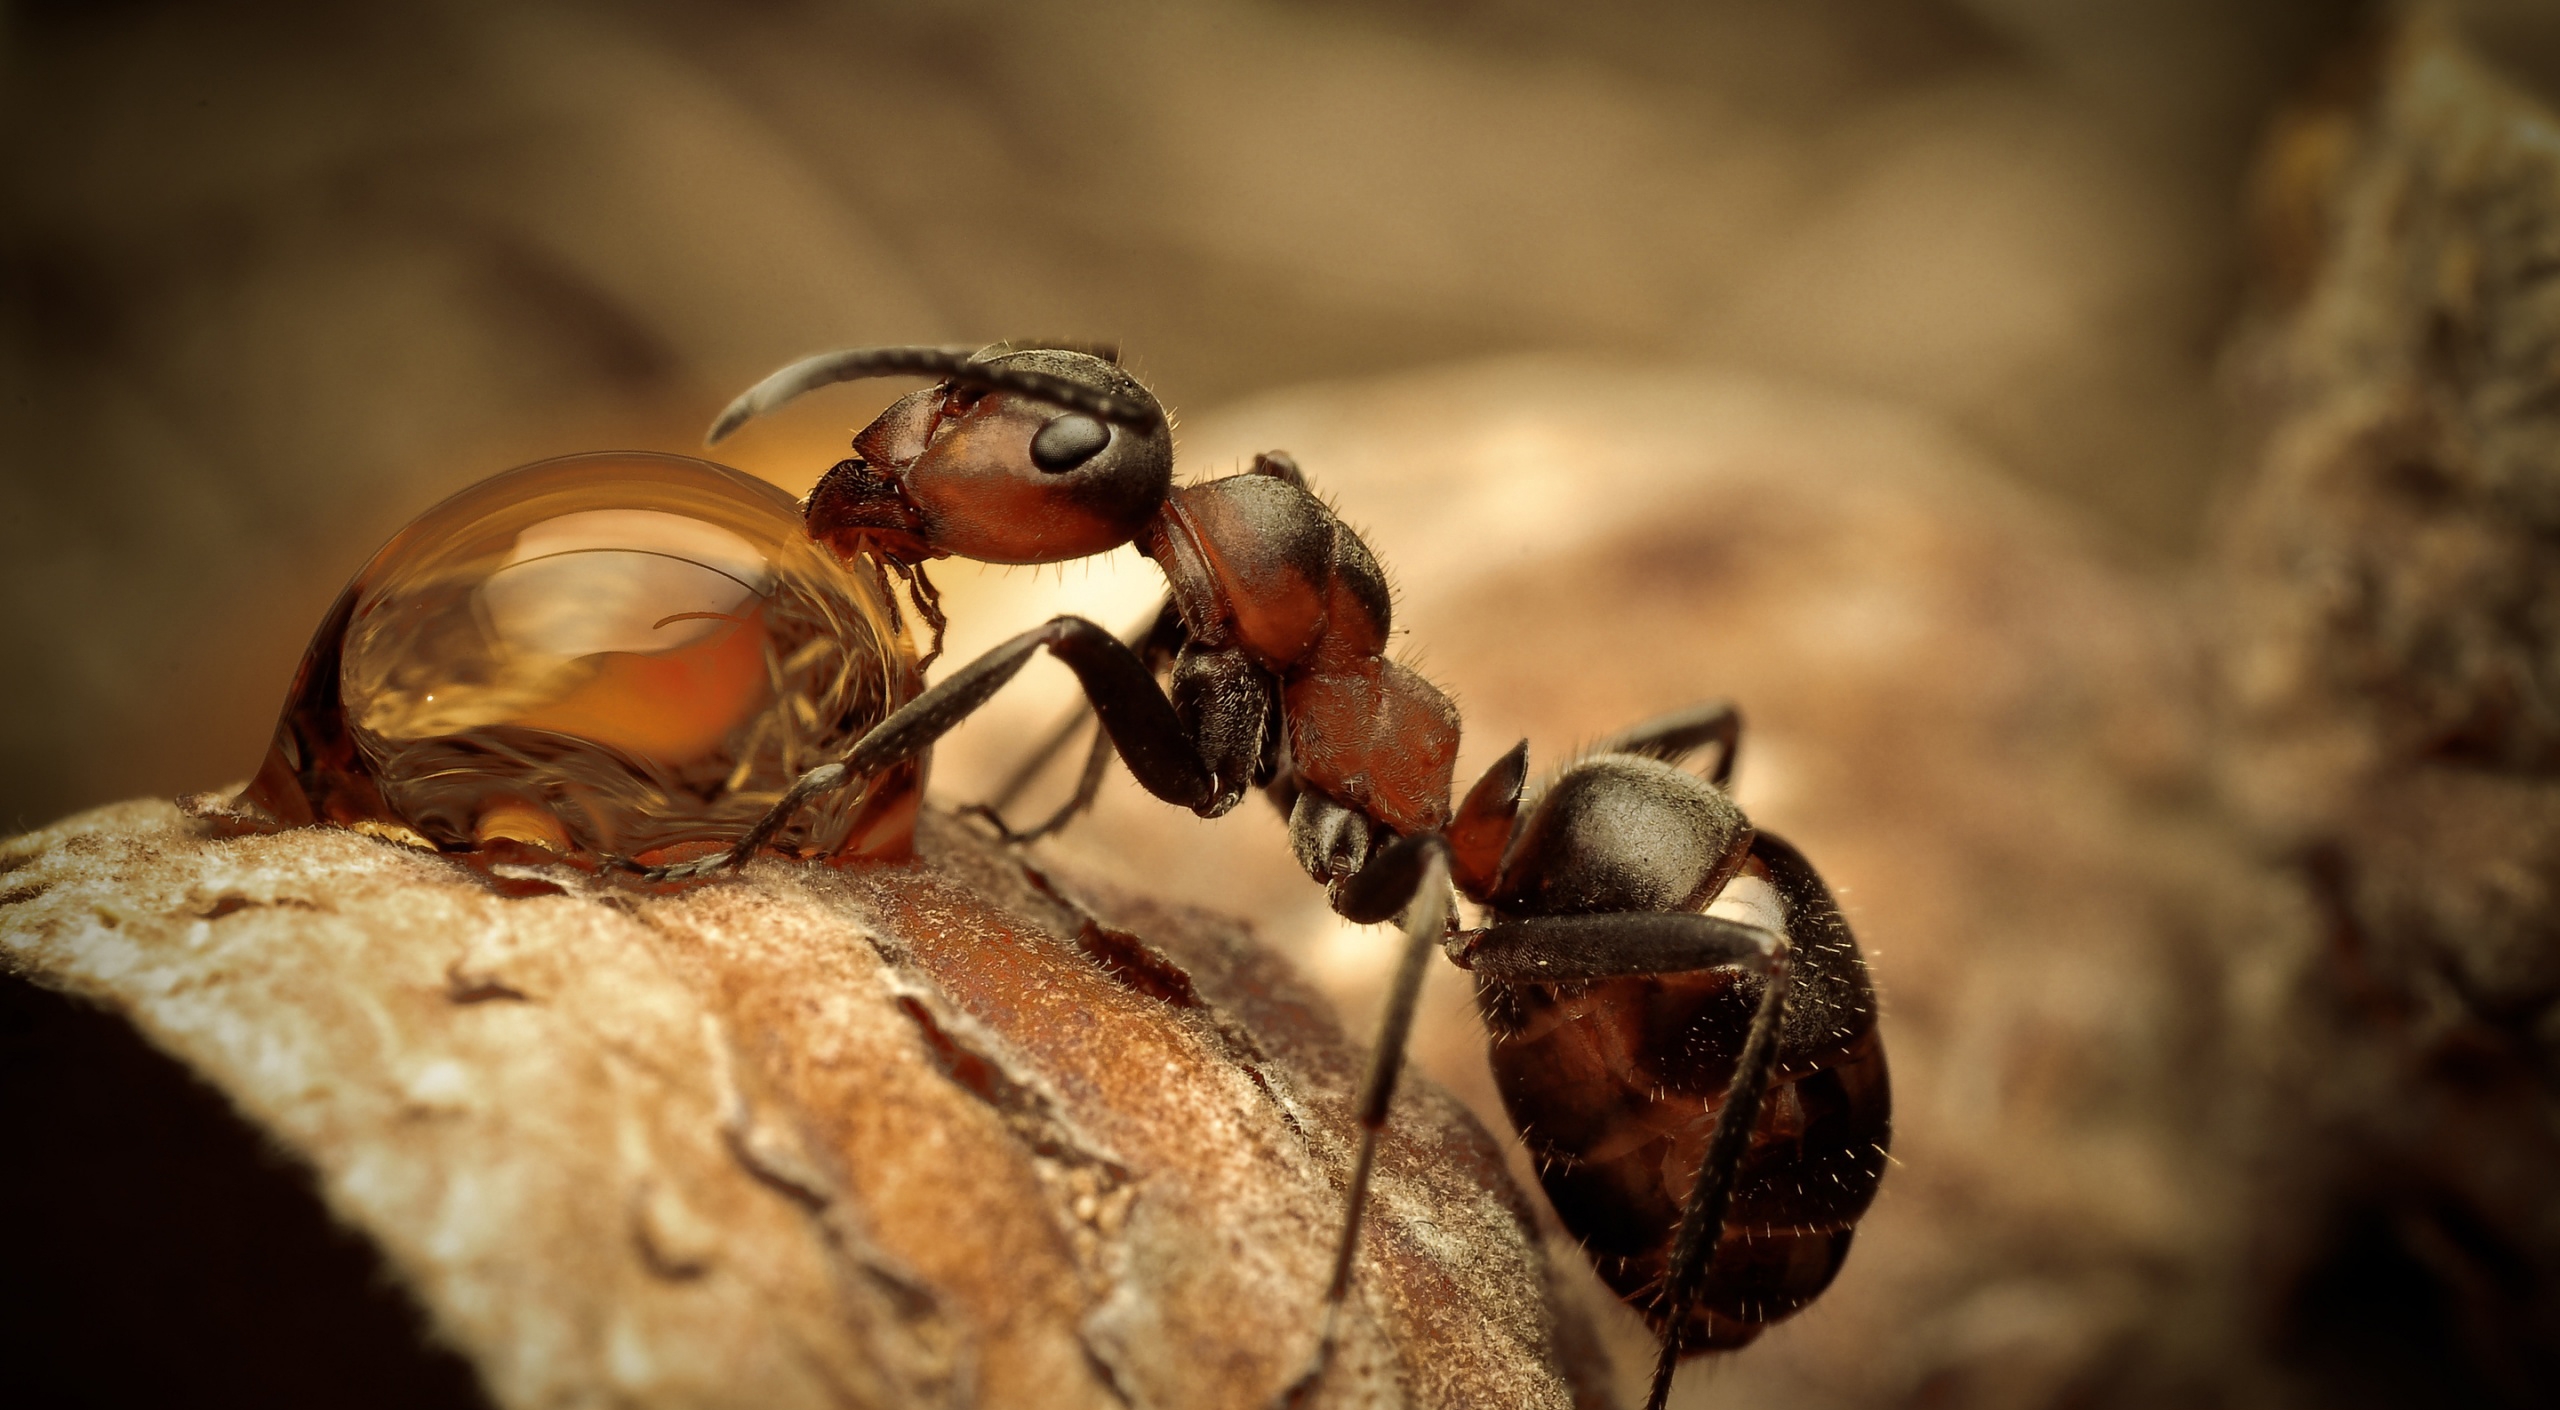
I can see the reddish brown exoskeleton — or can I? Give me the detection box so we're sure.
[1279,703,1889,1407]
[1444,713,1890,1394]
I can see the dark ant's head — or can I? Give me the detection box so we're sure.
[707,343,1174,566]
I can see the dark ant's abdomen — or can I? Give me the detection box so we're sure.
[1484,965,1891,1349]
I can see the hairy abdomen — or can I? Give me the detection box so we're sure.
[1484,967,1892,1349]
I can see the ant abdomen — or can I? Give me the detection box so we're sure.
[1476,763,1892,1349]
[1490,965,1889,1346]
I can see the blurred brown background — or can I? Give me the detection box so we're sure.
[11,2,2560,1408]
[6,0,2447,828]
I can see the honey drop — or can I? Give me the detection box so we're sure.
[235,452,922,866]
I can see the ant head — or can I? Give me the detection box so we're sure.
[710,344,1174,566]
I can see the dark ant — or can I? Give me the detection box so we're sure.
[638,343,1889,1407]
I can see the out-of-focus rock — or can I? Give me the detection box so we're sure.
[2218,18,2560,1405]
[0,804,1606,1410]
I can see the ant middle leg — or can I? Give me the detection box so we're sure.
[970,596,1188,842]
[964,720,1116,845]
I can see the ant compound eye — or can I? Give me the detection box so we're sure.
[1030,412,1112,473]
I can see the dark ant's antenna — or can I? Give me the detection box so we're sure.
[979,338,1122,365]
[707,344,1161,445]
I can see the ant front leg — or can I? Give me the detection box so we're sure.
[975,445,1309,844]
[627,614,1221,881]
[977,632,1270,849]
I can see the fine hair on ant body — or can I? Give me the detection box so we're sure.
[648,343,1890,1408]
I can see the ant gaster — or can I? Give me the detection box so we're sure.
[652,344,1889,1408]
[1430,712,1890,1395]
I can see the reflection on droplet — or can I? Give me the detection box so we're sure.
[243,451,923,865]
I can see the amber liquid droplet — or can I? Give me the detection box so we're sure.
[238,452,922,865]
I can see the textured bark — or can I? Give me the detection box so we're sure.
[0,804,1606,1410]
[2219,16,2560,1405]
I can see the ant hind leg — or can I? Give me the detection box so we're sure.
[1459,910,1780,981]
[1278,833,1454,1408]
[1455,903,1794,1410]
[1641,936,1790,1410]
[1594,701,1742,788]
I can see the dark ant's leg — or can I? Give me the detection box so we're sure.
[1288,791,1374,890]
[1455,855,1821,1410]
[1248,449,1310,489]
[1456,910,1780,980]
[964,721,1115,845]
[1643,936,1790,1410]
[1620,831,1856,1410]
[631,615,1215,880]
[971,597,1185,841]
[1278,833,1453,1408]
[973,634,1271,845]
[980,709,1100,820]
[1171,643,1278,816]
[1595,700,1742,787]
[1249,667,1291,791]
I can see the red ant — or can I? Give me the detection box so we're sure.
[234,336,1888,1406]
[665,344,1893,1407]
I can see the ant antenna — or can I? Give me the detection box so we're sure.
[980,338,1122,365]
[707,344,1162,444]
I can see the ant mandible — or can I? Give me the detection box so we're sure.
[650,343,1889,1409]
